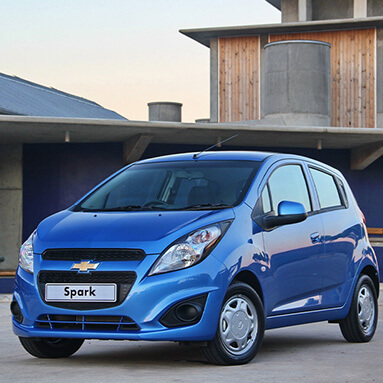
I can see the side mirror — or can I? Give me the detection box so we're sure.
[263,201,308,229]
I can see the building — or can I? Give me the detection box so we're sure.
[180,0,383,277]
[1,0,383,291]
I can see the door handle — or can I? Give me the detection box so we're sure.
[310,232,321,244]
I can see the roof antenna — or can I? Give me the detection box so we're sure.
[193,134,239,159]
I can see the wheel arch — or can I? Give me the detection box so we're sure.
[361,265,380,298]
[231,270,264,304]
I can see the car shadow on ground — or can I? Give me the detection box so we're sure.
[15,328,348,368]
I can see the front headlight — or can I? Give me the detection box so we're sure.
[19,231,35,274]
[149,221,231,276]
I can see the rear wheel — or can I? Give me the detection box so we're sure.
[339,274,378,342]
[202,282,265,365]
[19,337,84,358]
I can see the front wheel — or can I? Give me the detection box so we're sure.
[19,337,84,358]
[202,282,265,365]
[339,274,378,342]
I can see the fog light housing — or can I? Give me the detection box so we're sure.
[176,304,201,322]
[160,294,207,328]
[10,300,24,324]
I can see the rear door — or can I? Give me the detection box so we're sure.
[307,166,357,308]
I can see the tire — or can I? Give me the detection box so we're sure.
[339,274,378,342]
[19,337,84,358]
[201,282,265,365]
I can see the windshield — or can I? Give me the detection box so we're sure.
[76,160,260,211]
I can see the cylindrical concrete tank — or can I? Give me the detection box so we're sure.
[148,102,182,122]
[263,40,331,126]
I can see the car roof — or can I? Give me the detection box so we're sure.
[135,151,344,178]
[137,151,275,164]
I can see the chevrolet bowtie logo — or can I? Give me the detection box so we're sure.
[71,261,100,272]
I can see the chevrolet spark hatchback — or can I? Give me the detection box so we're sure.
[12,151,379,365]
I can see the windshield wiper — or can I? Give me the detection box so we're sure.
[79,205,169,212]
[78,203,232,212]
[182,203,233,211]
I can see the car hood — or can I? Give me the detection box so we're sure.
[33,209,235,254]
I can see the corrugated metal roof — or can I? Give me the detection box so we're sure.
[0,72,127,120]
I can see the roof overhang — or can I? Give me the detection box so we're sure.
[180,17,383,47]
[1,116,383,169]
[0,115,382,147]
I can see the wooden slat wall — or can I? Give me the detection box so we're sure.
[0,271,15,276]
[367,227,383,235]
[219,37,260,122]
[270,29,376,128]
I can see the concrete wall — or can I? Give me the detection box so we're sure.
[378,28,383,128]
[303,0,313,21]
[0,145,22,270]
[281,0,355,21]
[368,0,383,16]
[280,1,383,22]
[281,0,299,22]
[312,0,353,20]
[259,35,269,119]
[210,39,219,123]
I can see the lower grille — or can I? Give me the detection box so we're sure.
[35,314,139,331]
[38,271,136,310]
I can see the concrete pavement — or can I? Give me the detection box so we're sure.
[1,289,383,383]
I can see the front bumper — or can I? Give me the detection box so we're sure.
[12,253,229,341]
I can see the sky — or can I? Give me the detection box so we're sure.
[1,0,280,122]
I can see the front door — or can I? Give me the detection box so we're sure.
[259,163,324,317]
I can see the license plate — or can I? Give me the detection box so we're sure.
[45,283,117,302]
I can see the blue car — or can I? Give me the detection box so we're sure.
[12,151,379,365]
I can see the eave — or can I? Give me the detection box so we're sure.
[180,17,383,47]
[1,116,383,169]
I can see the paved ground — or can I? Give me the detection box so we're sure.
[1,290,383,383]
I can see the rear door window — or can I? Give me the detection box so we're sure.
[309,168,343,209]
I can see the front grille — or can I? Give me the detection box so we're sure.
[38,271,136,310]
[35,314,139,332]
[42,248,146,261]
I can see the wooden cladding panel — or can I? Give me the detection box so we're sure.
[367,227,383,235]
[219,37,260,122]
[270,29,376,128]
[0,271,15,276]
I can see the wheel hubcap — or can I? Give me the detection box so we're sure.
[219,294,258,355]
[358,284,375,335]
